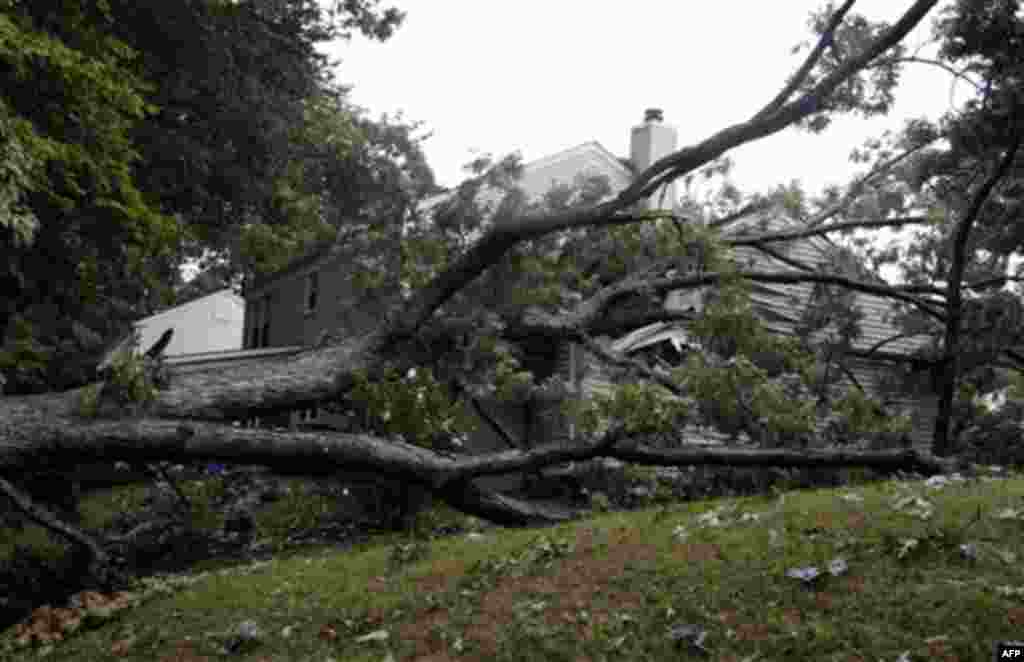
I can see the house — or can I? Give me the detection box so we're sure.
[242,108,941,456]
[134,288,245,357]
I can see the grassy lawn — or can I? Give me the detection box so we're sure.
[3,468,1024,661]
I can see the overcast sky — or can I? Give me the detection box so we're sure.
[322,0,969,198]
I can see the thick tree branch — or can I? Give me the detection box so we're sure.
[0,408,956,516]
[754,0,858,121]
[612,442,954,474]
[626,0,938,203]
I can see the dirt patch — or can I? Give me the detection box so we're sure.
[846,512,868,530]
[411,558,469,596]
[397,525,692,659]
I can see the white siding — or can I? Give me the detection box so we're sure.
[135,289,244,356]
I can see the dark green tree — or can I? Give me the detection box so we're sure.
[0,0,415,393]
[0,0,178,392]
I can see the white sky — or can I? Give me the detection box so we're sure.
[184,2,983,286]
[322,0,969,198]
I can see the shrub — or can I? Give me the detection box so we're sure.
[958,400,1024,467]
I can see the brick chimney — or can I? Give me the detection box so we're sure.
[630,108,678,210]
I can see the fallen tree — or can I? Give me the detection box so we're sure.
[0,0,966,586]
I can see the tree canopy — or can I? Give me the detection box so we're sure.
[0,0,424,393]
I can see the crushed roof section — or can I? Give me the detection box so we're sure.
[715,213,933,358]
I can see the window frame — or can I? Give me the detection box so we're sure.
[304,270,319,315]
[259,294,271,347]
[248,299,262,349]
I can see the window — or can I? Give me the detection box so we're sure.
[305,271,319,314]
[260,295,270,347]
[247,299,261,349]
[248,296,271,348]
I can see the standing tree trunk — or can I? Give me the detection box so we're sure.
[932,139,1020,456]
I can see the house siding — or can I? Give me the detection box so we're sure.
[244,250,392,350]
[136,289,244,356]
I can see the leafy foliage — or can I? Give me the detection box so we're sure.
[0,0,181,392]
[790,5,908,132]
[569,382,690,440]
[348,366,477,450]
[77,351,171,418]
[824,388,913,448]
[0,0,420,394]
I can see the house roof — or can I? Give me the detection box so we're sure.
[518,140,633,187]
[418,140,633,213]
[164,346,306,376]
[164,345,304,366]
[660,212,933,360]
[134,288,243,329]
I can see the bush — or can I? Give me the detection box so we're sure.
[958,401,1024,467]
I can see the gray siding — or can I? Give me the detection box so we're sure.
[559,213,941,451]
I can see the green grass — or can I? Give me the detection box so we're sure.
[4,468,1024,661]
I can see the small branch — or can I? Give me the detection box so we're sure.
[754,0,858,121]
[144,462,192,513]
[896,282,948,296]
[890,56,985,92]
[708,200,773,229]
[748,243,818,272]
[805,142,937,229]
[468,395,524,450]
[726,216,931,247]
[104,517,183,546]
[0,474,120,584]
[962,275,1024,293]
[860,331,933,359]
[889,275,1024,297]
